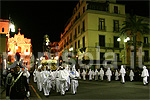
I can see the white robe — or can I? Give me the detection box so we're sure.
[88,69,93,80]
[115,70,119,80]
[78,69,81,79]
[99,69,104,81]
[106,68,112,82]
[23,70,30,84]
[95,69,99,80]
[81,70,86,80]
[120,65,126,83]
[92,70,95,79]
[141,67,149,85]
[42,70,51,96]
[70,68,79,94]
[33,69,37,82]
[64,67,71,91]
[129,70,134,81]
[51,71,56,90]
[58,69,69,95]
[37,71,42,91]
[55,70,60,93]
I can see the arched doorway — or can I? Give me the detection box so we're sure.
[16,46,21,53]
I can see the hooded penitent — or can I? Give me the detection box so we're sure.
[120,65,126,74]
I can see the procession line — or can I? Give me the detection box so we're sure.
[29,85,42,100]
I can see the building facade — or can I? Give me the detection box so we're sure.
[0,19,9,69]
[8,29,32,69]
[58,0,150,68]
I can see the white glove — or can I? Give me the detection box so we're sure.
[26,91,30,97]
[6,96,10,100]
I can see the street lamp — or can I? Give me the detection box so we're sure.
[7,18,15,69]
[117,34,130,65]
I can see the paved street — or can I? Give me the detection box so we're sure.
[1,75,149,100]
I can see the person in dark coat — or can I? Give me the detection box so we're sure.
[6,65,30,100]
[6,53,30,100]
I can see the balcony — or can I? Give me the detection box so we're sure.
[87,1,108,12]
[143,43,150,48]
[95,43,124,49]
[127,41,143,47]
[98,25,106,31]
[113,27,120,33]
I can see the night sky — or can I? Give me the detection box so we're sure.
[1,0,149,57]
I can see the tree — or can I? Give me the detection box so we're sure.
[120,14,149,69]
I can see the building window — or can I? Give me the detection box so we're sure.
[113,20,119,32]
[100,52,105,60]
[70,33,72,42]
[75,42,77,50]
[99,35,105,47]
[75,16,78,21]
[83,36,85,48]
[82,20,85,33]
[75,28,77,39]
[83,6,85,13]
[78,12,80,18]
[114,6,118,14]
[98,18,105,31]
[2,28,4,32]
[62,43,64,49]
[67,36,69,45]
[115,53,120,61]
[78,25,80,34]
[114,36,119,48]
[144,50,149,62]
[144,37,148,43]
[78,40,80,48]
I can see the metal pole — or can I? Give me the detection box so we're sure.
[124,32,125,65]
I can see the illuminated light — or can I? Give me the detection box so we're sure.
[6,34,9,37]
[76,55,78,57]
[124,39,127,42]
[51,57,53,59]
[9,23,15,32]
[4,59,6,69]
[126,37,130,41]
[25,51,29,55]
[54,56,59,60]
[8,51,12,55]
[15,46,18,49]
[69,47,73,51]
[24,49,29,55]
[46,42,49,46]
[117,38,121,41]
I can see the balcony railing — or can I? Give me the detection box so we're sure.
[143,43,150,48]
[95,43,124,49]
[142,57,150,62]
[113,27,120,32]
[98,25,106,31]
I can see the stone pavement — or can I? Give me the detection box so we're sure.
[0,78,149,100]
